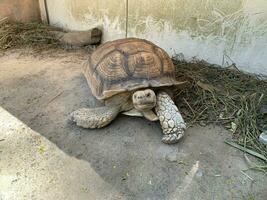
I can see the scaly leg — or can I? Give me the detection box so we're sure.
[70,106,121,129]
[155,91,186,144]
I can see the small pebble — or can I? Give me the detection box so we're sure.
[259,131,267,145]
[196,170,203,178]
[165,151,178,162]
[122,136,136,144]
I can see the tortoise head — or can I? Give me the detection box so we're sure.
[132,89,156,111]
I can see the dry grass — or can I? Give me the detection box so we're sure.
[0,19,61,50]
[173,58,267,167]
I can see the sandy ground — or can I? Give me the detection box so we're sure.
[0,49,266,200]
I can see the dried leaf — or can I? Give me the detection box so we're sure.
[230,122,237,133]
[196,81,216,93]
[38,146,45,154]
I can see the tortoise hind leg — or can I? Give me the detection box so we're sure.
[70,106,121,129]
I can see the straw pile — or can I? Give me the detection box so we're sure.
[0,19,60,50]
[174,58,267,170]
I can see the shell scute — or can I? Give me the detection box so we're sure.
[84,38,183,100]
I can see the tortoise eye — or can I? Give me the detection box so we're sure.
[146,93,151,97]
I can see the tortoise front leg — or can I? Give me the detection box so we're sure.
[70,106,121,129]
[155,91,186,144]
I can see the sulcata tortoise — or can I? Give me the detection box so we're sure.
[70,38,186,144]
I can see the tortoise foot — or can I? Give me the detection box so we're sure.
[155,91,186,144]
[162,129,184,144]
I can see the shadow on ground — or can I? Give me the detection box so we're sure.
[0,50,266,200]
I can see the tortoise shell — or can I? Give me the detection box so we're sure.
[84,38,183,100]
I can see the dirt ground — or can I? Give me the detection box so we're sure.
[0,49,266,200]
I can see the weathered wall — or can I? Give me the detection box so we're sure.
[0,0,40,22]
[46,0,267,75]
[128,0,267,75]
[46,0,126,41]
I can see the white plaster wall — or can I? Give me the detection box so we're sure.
[46,0,267,75]
[46,0,126,41]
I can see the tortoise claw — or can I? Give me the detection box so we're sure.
[162,131,184,144]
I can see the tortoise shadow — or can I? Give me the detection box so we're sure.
[1,53,265,200]
[1,69,187,199]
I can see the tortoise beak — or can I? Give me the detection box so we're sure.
[132,89,156,111]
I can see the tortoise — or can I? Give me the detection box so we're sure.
[70,38,186,144]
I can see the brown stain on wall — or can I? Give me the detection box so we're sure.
[0,0,40,22]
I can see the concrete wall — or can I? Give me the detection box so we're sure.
[0,0,40,22]
[45,0,126,40]
[46,0,267,75]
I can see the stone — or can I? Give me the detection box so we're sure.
[156,145,175,159]
[165,151,178,162]
[259,131,267,145]
[196,170,203,178]
[123,136,136,144]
